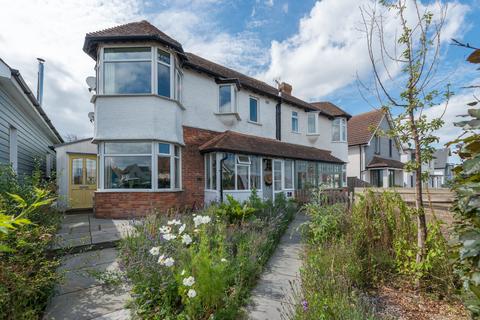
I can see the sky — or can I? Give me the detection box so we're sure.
[0,0,478,150]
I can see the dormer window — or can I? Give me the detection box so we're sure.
[157,49,171,98]
[103,47,151,94]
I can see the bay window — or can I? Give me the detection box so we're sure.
[104,47,151,94]
[157,49,171,97]
[307,113,318,134]
[101,142,181,190]
[332,118,347,142]
[218,85,236,113]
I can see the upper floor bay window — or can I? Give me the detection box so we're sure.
[307,113,318,134]
[157,49,171,97]
[101,141,181,190]
[332,118,347,142]
[104,47,152,94]
[249,97,259,122]
[291,111,299,133]
[218,84,237,113]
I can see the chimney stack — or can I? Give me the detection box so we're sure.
[36,58,45,105]
[278,82,292,95]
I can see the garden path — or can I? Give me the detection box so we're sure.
[43,213,136,320]
[246,212,308,319]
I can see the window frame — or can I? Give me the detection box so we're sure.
[218,84,236,114]
[374,136,381,154]
[249,96,260,123]
[99,141,182,192]
[219,153,262,192]
[307,112,319,135]
[291,111,299,133]
[156,48,172,98]
[332,117,347,142]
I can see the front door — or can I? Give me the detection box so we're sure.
[69,154,97,209]
[263,158,273,201]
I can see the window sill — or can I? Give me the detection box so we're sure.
[92,94,186,110]
[248,120,262,126]
[291,131,301,134]
[331,140,347,143]
[214,112,241,120]
[306,133,320,136]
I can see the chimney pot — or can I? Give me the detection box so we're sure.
[278,82,292,95]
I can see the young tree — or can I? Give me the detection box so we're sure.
[360,0,452,271]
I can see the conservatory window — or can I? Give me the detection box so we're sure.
[220,154,261,191]
[250,156,261,190]
[205,153,217,190]
[104,47,151,94]
[284,160,294,189]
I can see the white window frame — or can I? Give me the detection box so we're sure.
[156,48,172,98]
[291,111,299,133]
[218,84,236,114]
[249,96,260,123]
[307,112,319,134]
[9,126,17,173]
[284,159,294,190]
[99,141,182,192]
[332,117,347,142]
[220,153,262,191]
[205,153,217,190]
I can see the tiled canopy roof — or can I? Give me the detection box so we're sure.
[347,109,385,146]
[83,20,184,58]
[310,102,351,119]
[367,156,404,169]
[199,131,344,163]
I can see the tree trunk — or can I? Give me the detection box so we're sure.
[410,111,428,271]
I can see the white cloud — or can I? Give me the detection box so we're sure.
[265,0,274,7]
[259,0,469,99]
[282,3,289,14]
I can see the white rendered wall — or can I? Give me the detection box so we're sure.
[55,140,97,209]
[347,146,362,178]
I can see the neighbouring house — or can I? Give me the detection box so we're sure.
[401,147,453,188]
[347,109,404,188]
[0,58,63,176]
[75,20,350,218]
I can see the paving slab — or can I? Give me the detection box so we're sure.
[246,213,306,320]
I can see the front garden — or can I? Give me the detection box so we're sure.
[119,192,297,319]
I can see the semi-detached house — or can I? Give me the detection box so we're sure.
[77,20,350,218]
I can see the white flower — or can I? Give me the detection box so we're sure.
[163,233,176,241]
[193,215,212,228]
[163,257,175,267]
[187,289,197,298]
[159,226,171,234]
[167,219,182,226]
[202,216,211,224]
[182,234,192,245]
[183,276,195,287]
[221,258,228,263]
[157,254,166,264]
[178,224,186,234]
[181,269,186,276]
[149,247,160,256]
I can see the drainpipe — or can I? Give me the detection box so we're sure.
[219,153,228,203]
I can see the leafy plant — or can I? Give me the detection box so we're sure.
[216,194,256,223]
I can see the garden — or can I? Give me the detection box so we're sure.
[119,191,297,319]
[0,165,61,319]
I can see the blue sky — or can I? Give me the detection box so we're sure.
[0,0,478,146]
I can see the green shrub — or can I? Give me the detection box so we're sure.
[216,194,256,223]
[120,196,297,319]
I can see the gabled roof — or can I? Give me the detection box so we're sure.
[199,130,344,163]
[83,20,184,59]
[367,156,404,169]
[347,109,385,146]
[0,58,63,143]
[310,102,351,119]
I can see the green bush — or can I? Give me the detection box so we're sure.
[120,196,296,319]
[0,164,61,320]
[216,194,256,223]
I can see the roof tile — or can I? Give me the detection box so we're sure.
[310,102,351,118]
[347,109,385,146]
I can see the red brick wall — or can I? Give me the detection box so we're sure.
[94,126,220,218]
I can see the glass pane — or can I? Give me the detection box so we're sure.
[158,49,170,64]
[104,47,151,60]
[174,145,180,157]
[104,61,151,94]
[175,157,180,188]
[249,98,258,122]
[237,155,250,164]
[273,161,282,191]
[295,160,307,189]
[236,165,249,190]
[332,121,340,141]
[307,162,316,187]
[308,114,316,133]
[86,159,97,185]
[284,160,293,189]
[158,156,171,189]
[72,158,83,185]
[250,156,261,190]
[221,153,235,190]
[158,62,171,97]
[105,142,151,154]
[105,156,152,189]
[205,155,211,189]
[159,143,170,154]
[219,85,231,113]
[212,154,217,190]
